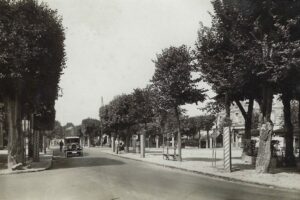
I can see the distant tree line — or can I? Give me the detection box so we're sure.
[99,45,207,160]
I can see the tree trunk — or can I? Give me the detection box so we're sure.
[0,120,3,150]
[116,136,120,154]
[166,133,169,156]
[39,131,43,153]
[133,136,136,153]
[172,135,175,148]
[225,93,231,120]
[33,130,40,162]
[240,98,254,157]
[5,94,24,170]
[87,136,91,147]
[28,114,34,158]
[162,133,165,153]
[141,124,146,158]
[282,93,295,166]
[125,134,129,153]
[148,135,151,148]
[21,129,25,165]
[298,99,300,160]
[43,134,47,154]
[198,130,201,149]
[206,130,210,148]
[0,102,4,150]
[256,86,273,173]
[111,135,115,152]
[174,106,182,161]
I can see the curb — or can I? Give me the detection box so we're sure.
[99,150,300,192]
[0,150,54,176]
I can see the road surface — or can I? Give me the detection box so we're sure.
[0,147,299,200]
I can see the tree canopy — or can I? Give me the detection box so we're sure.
[0,0,66,169]
[152,45,207,161]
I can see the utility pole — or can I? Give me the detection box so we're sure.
[100,97,104,146]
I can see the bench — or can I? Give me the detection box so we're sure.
[163,154,178,161]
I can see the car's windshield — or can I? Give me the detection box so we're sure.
[65,138,80,144]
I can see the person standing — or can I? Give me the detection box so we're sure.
[59,140,64,152]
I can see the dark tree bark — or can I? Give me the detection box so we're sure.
[174,106,182,161]
[33,130,40,162]
[140,124,146,158]
[198,130,201,149]
[5,94,24,170]
[225,93,230,120]
[125,133,130,153]
[148,135,150,148]
[298,99,300,160]
[0,120,3,150]
[166,133,169,156]
[256,86,273,173]
[206,130,210,148]
[282,93,295,166]
[28,114,34,158]
[235,98,254,157]
[116,134,120,154]
[39,131,44,153]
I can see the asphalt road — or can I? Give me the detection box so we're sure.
[0,148,299,200]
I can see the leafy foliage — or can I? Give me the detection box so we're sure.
[152,45,206,107]
[52,120,63,138]
[81,118,101,138]
[131,87,154,125]
[0,0,65,128]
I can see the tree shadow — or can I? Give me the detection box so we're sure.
[232,163,300,173]
[53,150,90,158]
[231,163,255,172]
[232,156,242,159]
[51,156,125,170]
[269,167,300,174]
[0,154,7,170]
[146,150,163,154]
[183,157,222,162]
[51,150,124,170]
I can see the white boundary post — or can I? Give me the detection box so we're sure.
[223,127,232,172]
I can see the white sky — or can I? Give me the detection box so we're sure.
[45,0,213,126]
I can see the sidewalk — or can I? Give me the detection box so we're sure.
[93,147,300,191]
[0,149,53,175]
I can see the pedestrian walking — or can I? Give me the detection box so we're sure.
[59,140,64,152]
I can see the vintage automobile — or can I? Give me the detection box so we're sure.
[64,136,83,157]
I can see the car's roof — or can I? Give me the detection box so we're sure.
[64,136,80,139]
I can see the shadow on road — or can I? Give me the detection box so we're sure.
[145,150,163,154]
[183,157,222,162]
[51,150,125,170]
[51,157,125,170]
[0,154,7,170]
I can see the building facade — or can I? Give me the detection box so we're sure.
[214,96,299,152]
